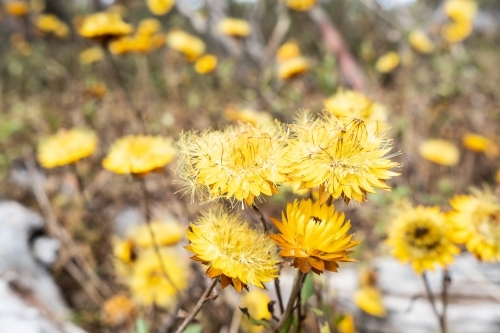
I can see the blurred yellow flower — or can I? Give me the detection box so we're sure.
[166,30,205,61]
[103,295,136,327]
[185,208,280,292]
[449,190,500,262]
[34,14,70,39]
[240,290,272,333]
[113,238,136,265]
[79,47,104,65]
[277,57,309,80]
[194,54,218,74]
[444,0,477,23]
[137,18,161,35]
[109,36,135,55]
[4,1,29,17]
[129,248,188,308]
[103,135,176,175]
[375,51,400,73]
[462,133,493,153]
[38,129,98,168]
[337,313,355,333]
[442,20,473,43]
[217,18,251,37]
[284,0,317,11]
[276,41,301,63]
[270,199,359,274]
[78,12,132,41]
[129,220,183,248]
[419,139,460,166]
[224,107,273,127]
[86,82,108,98]
[387,205,460,274]
[323,89,388,124]
[146,0,175,16]
[408,30,434,54]
[354,287,386,317]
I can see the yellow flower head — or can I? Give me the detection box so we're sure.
[442,20,473,43]
[375,51,400,73]
[176,122,288,205]
[103,135,176,175]
[34,14,70,39]
[354,286,386,317]
[103,295,136,327]
[146,0,175,16]
[285,114,399,203]
[128,248,188,308]
[444,0,477,23]
[240,290,272,333]
[224,107,273,127]
[133,33,161,54]
[419,139,460,166]
[4,1,29,17]
[38,129,98,168]
[408,30,434,54]
[78,12,132,41]
[276,42,301,63]
[186,208,280,292]
[462,133,493,153]
[449,190,500,262]
[217,18,251,37]
[113,238,136,265]
[137,18,161,35]
[129,220,184,248]
[337,313,355,333]
[109,36,135,55]
[277,57,310,80]
[195,54,218,74]
[79,47,104,65]
[86,82,108,98]
[270,199,359,274]
[284,0,317,11]
[387,205,460,274]
[323,89,388,124]
[166,30,205,61]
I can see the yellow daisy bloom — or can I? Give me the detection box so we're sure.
[79,47,104,65]
[442,20,473,43]
[128,248,188,308]
[270,199,359,274]
[387,205,460,274]
[103,135,176,175]
[195,54,218,74]
[166,30,205,61]
[103,295,136,327]
[462,133,493,153]
[129,220,184,248]
[354,286,386,317]
[137,18,161,35]
[284,0,317,12]
[449,190,500,262]
[444,0,477,23]
[240,290,272,333]
[176,122,288,205]
[185,208,280,292]
[323,89,388,124]
[146,0,175,16]
[276,41,301,63]
[419,139,460,166]
[375,51,400,73]
[224,107,273,127]
[4,1,29,17]
[285,114,399,203]
[217,18,252,37]
[277,57,310,80]
[408,30,434,54]
[34,14,70,39]
[78,12,132,41]
[38,129,98,168]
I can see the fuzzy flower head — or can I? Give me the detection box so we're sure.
[387,205,460,274]
[146,0,175,16]
[195,54,218,74]
[128,220,184,248]
[270,199,359,274]
[217,18,252,37]
[240,290,272,333]
[285,113,399,204]
[375,51,400,73]
[276,41,301,63]
[185,208,280,292]
[284,0,317,11]
[103,295,136,327]
[277,57,309,80]
[176,122,288,205]
[103,135,176,176]
[419,139,460,166]
[34,14,70,39]
[323,89,388,124]
[78,12,132,41]
[444,0,477,23]
[408,30,434,54]
[449,190,500,262]
[80,47,104,65]
[38,129,98,168]
[166,30,205,61]
[4,1,29,17]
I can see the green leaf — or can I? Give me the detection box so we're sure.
[135,318,148,333]
[182,324,203,333]
[301,273,314,305]
[280,315,294,333]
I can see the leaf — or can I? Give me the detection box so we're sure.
[301,273,314,305]
[280,315,294,333]
[135,318,148,333]
[182,324,203,333]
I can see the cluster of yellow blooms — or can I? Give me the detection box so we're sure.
[109,18,165,55]
[442,0,477,43]
[34,14,70,39]
[276,41,310,80]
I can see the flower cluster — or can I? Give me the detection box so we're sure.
[109,18,165,55]
[276,41,310,80]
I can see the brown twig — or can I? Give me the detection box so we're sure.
[70,162,90,209]
[251,204,268,233]
[441,269,451,333]
[422,272,445,333]
[275,270,305,332]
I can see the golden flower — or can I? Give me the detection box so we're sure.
[103,295,136,326]
[387,205,460,274]
[277,57,309,80]
[375,51,400,73]
[276,41,301,63]
[240,290,272,333]
[133,34,157,54]
[129,220,183,248]
[185,208,280,292]
[108,36,135,55]
[217,18,251,37]
[337,313,355,333]
[285,114,399,203]
[194,54,218,74]
[103,135,176,175]
[408,30,434,54]
[270,199,359,274]
[78,12,132,41]
[166,30,205,61]
[442,20,473,43]
[176,122,288,205]
[418,139,460,166]
[323,89,388,124]
[224,107,273,127]
[449,190,500,262]
[4,1,29,17]
[137,18,161,35]
[79,47,104,65]
[113,238,136,265]
[444,0,477,23]
[354,287,386,317]
[462,133,493,153]
[34,14,70,39]
[146,0,175,16]
[86,82,108,98]
[128,248,188,307]
[38,129,98,168]
[284,0,317,12]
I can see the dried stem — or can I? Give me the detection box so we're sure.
[274,278,285,315]
[252,204,268,233]
[422,272,445,333]
[275,270,305,332]
[173,278,219,333]
[70,162,90,210]
[441,269,451,333]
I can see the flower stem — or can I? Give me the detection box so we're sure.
[422,272,446,333]
[275,270,305,332]
[252,204,268,233]
[173,278,219,333]
[274,278,285,315]
[70,162,90,210]
[441,269,451,333]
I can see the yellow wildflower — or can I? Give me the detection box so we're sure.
[217,18,252,37]
[86,82,108,98]
[78,12,132,41]
[4,1,29,17]
[224,107,273,127]
[442,20,473,43]
[109,36,135,55]
[337,313,355,333]
[38,129,98,168]
[419,139,460,166]
[462,133,492,153]
[444,0,477,23]
[270,199,359,274]
[129,220,183,248]
[166,30,205,61]
[408,30,434,54]
[103,135,176,176]
[146,0,175,16]
[103,295,136,327]
[113,238,136,265]
[387,205,460,274]
[284,0,317,11]
[375,51,400,73]
[240,290,272,333]
[79,47,104,65]
[276,41,301,63]
[194,54,218,74]
[137,18,161,35]
[185,208,280,292]
[354,287,386,317]
[277,57,309,80]
[449,190,500,262]
[34,14,70,39]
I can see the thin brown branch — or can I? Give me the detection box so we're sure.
[441,269,451,333]
[422,272,445,333]
[275,270,305,332]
